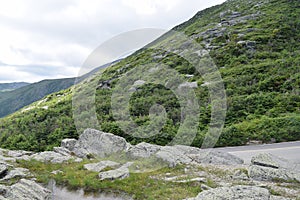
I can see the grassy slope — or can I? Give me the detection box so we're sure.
[0,0,299,151]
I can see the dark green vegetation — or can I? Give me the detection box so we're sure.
[0,0,299,151]
[0,78,75,118]
[0,82,29,92]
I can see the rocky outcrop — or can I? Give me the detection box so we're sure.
[249,153,300,182]
[73,129,131,158]
[2,179,51,200]
[186,185,279,200]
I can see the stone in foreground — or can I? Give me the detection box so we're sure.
[73,128,130,158]
[186,185,270,200]
[2,179,51,200]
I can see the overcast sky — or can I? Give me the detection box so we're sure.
[0,0,225,83]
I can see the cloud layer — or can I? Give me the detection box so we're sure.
[0,0,225,83]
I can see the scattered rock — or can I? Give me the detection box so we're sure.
[84,160,120,172]
[53,147,71,156]
[1,168,30,181]
[0,164,8,179]
[232,169,249,180]
[127,142,161,158]
[4,179,51,200]
[7,150,33,158]
[30,151,73,164]
[98,163,131,181]
[179,81,198,89]
[73,129,130,158]
[187,185,270,200]
[189,150,244,165]
[200,184,212,191]
[249,153,300,182]
[51,170,63,175]
[61,138,77,151]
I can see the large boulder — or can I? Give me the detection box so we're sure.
[3,179,51,200]
[155,146,192,167]
[186,185,270,200]
[73,129,130,158]
[249,153,300,182]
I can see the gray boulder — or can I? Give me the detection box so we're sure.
[7,150,33,158]
[61,138,77,151]
[98,163,132,180]
[3,179,51,200]
[249,153,300,182]
[30,151,73,164]
[187,185,270,200]
[249,165,300,182]
[155,146,192,167]
[189,150,244,165]
[84,160,120,172]
[127,142,161,158]
[73,129,130,158]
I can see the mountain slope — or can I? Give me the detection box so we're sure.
[0,0,299,151]
[0,78,75,118]
[0,82,29,92]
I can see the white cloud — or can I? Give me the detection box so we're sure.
[0,0,226,83]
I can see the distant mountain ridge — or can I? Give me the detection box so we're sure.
[0,82,29,92]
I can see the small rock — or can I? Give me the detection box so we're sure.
[200,184,211,191]
[0,164,8,179]
[84,161,120,172]
[98,165,130,181]
[1,168,30,181]
[232,169,249,180]
[61,138,77,151]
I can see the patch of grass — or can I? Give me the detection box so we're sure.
[17,159,202,200]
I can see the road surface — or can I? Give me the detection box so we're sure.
[216,141,300,164]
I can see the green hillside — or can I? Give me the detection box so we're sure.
[0,78,76,118]
[0,0,299,151]
[0,82,29,92]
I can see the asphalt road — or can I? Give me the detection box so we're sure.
[216,141,300,164]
